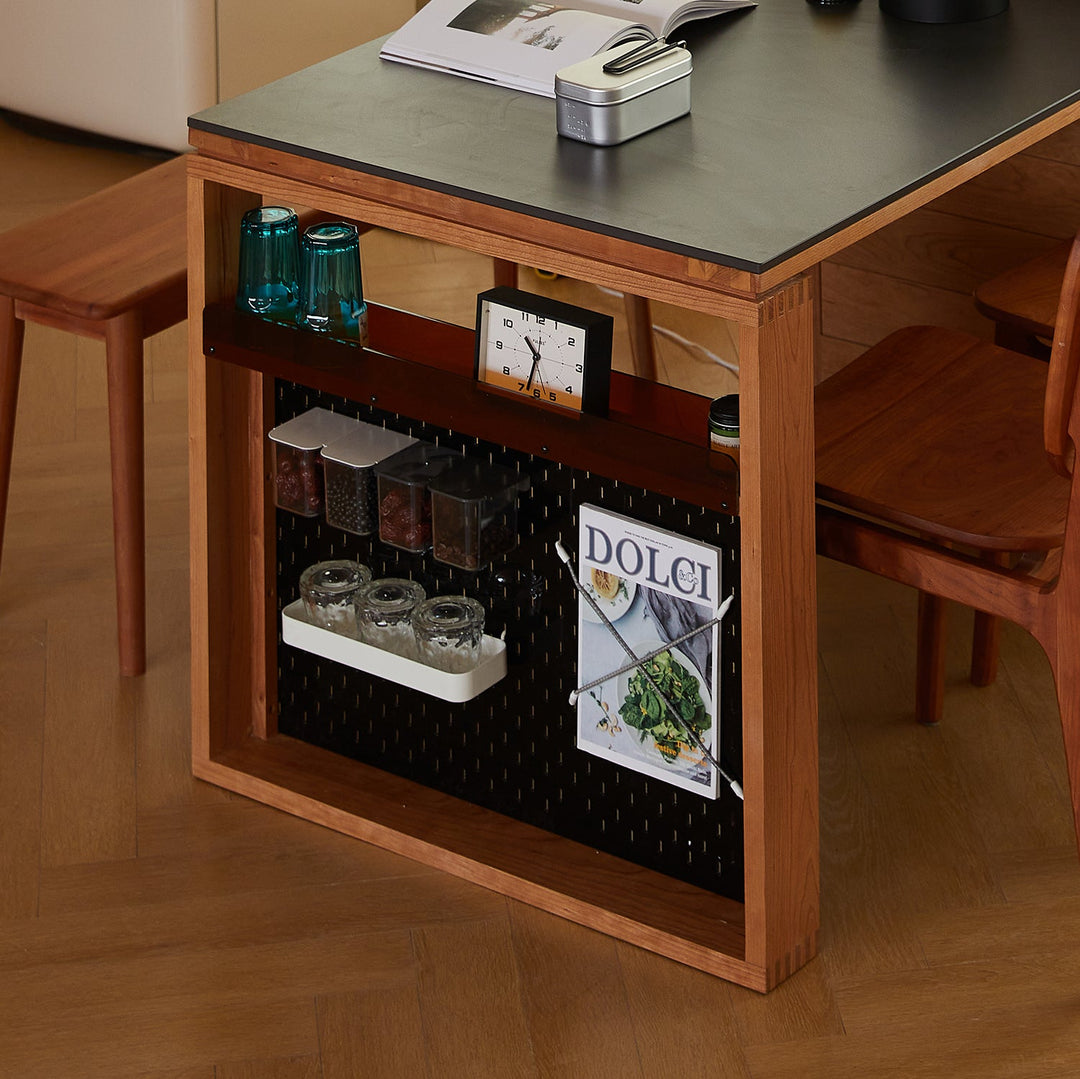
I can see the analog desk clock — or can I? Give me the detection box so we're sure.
[474,286,614,416]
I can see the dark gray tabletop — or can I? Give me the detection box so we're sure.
[189,0,1080,273]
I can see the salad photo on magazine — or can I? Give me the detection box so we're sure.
[573,503,727,799]
[380,0,756,97]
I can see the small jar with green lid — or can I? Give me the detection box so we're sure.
[708,394,740,464]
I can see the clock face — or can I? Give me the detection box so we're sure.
[474,287,613,416]
[479,300,586,410]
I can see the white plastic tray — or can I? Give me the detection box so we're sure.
[280,599,507,703]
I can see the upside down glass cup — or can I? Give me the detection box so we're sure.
[236,206,300,324]
[298,222,370,346]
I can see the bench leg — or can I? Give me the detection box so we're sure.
[104,310,146,676]
[0,296,25,575]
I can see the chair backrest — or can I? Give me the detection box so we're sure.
[1047,229,1080,478]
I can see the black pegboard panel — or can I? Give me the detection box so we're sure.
[274,382,745,902]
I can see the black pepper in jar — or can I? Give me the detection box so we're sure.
[320,423,418,537]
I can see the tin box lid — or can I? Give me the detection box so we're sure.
[555,40,692,106]
[268,407,359,451]
[321,422,417,469]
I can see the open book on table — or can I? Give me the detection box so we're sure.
[379,0,756,98]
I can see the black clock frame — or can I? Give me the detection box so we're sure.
[473,286,614,418]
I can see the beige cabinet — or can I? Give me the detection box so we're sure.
[217,0,418,100]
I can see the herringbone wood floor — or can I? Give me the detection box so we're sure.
[2,110,1079,1079]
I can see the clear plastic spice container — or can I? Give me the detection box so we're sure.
[428,457,525,571]
[412,596,486,673]
[299,559,372,634]
[321,423,417,536]
[354,577,427,658]
[269,407,360,517]
[375,443,458,552]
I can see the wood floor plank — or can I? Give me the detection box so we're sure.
[214,1054,322,1079]
[818,595,1005,918]
[413,917,539,1078]
[817,652,929,979]
[317,985,430,1079]
[7,873,507,971]
[0,619,46,919]
[39,614,138,867]
[617,943,753,1079]
[508,901,644,1079]
[38,804,446,917]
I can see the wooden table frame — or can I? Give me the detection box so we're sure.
[185,104,1077,992]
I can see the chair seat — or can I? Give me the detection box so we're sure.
[0,155,187,321]
[974,240,1070,346]
[815,325,1071,552]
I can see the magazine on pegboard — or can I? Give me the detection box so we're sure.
[573,503,728,799]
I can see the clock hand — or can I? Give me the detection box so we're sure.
[525,335,542,390]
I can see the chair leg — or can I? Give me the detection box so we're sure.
[0,296,25,575]
[970,609,1000,686]
[1051,641,1080,855]
[104,310,146,677]
[915,591,947,725]
[623,294,658,381]
[970,552,1008,687]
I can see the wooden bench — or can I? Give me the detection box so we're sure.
[0,155,188,676]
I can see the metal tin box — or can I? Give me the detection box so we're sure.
[555,40,691,147]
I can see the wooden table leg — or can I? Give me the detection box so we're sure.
[737,273,820,986]
[104,309,147,676]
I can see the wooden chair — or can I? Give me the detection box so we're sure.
[814,230,1080,836]
[0,156,188,676]
[975,239,1071,358]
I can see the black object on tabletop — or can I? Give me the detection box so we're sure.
[879,0,1008,22]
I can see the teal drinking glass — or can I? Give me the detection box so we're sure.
[236,206,300,324]
[298,222,369,346]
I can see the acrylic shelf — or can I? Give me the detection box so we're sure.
[281,599,508,703]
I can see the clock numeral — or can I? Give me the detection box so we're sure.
[575,363,583,374]
[503,317,513,328]
[503,366,512,376]
[495,340,503,350]
[549,391,557,402]
[567,337,575,347]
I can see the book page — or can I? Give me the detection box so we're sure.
[381,0,651,96]
[581,0,755,38]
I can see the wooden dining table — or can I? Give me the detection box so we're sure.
[185,0,1080,991]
